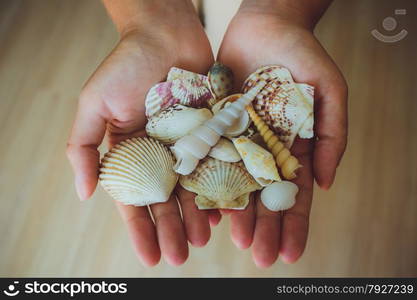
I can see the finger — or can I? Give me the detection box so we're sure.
[251,193,281,268]
[66,98,107,200]
[207,210,222,227]
[280,138,314,263]
[150,196,189,266]
[116,202,160,267]
[176,187,211,247]
[230,195,256,249]
[314,78,348,189]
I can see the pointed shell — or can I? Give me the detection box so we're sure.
[260,181,298,211]
[146,104,212,144]
[145,70,212,117]
[207,62,234,100]
[208,138,241,162]
[99,137,178,206]
[179,158,261,209]
[232,136,281,186]
[211,94,251,137]
[242,65,314,148]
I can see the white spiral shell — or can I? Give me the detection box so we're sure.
[99,137,178,206]
[171,81,267,175]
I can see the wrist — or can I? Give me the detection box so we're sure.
[103,0,200,38]
[238,0,332,31]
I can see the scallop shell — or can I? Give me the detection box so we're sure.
[242,65,314,148]
[145,68,212,117]
[171,82,267,175]
[260,181,298,211]
[232,136,281,186]
[207,62,234,100]
[179,157,261,209]
[211,94,251,137]
[208,138,241,162]
[146,104,212,144]
[99,137,178,206]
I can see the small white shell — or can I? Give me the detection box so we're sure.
[99,137,178,206]
[212,94,251,137]
[208,138,241,162]
[146,104,212,144]
[232,136,280,186]
[179,157,261,209]
[260,181,298,211]
[172,82,266,175]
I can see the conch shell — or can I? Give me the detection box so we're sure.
[179,157,261,209]
[145,67,212,117]
[247,105,301,180]
[171,82,267,175]
[208,138,241,163]
[99,137,178,206]
[232,136,280,186]
[261,181,298,211]
[145,104,212,144]
[242,65,314,148]
[207,62,234,101]
[211,94,251,137]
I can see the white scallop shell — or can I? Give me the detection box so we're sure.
[260,181,298,211]
[172,82,267,175]
[232,136,280,186]
[146,104,212,144]
[242,65,314,148]
[211,94,251,137]
[99,137,178,206]
[208,138,241,162]
[179,157,261,209]
[145,67,212,117]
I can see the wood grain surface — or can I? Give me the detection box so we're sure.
[0,0,416,277]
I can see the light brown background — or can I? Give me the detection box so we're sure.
[0,0,416,277]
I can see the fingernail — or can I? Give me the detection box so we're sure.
[75,177,88,201]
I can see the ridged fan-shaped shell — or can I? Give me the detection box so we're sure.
[179,157,261,209]
[99,137,178,206]
[260,181,298,211]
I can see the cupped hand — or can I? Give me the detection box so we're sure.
[218,11,347,267]
[66,20,221,266]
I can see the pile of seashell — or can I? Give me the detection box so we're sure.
[99,63,314,212]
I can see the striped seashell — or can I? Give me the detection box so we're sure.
[179,157,261,210]
[145,68,212,117]
[99,137,178,206]
[242,65,314,148]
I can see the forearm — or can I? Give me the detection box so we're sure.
[239,0,332,30]
[102,0,199,36]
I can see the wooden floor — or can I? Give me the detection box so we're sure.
[0,0,416,277]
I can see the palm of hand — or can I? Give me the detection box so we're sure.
[67,30,221,266]
[217,13,347,266]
